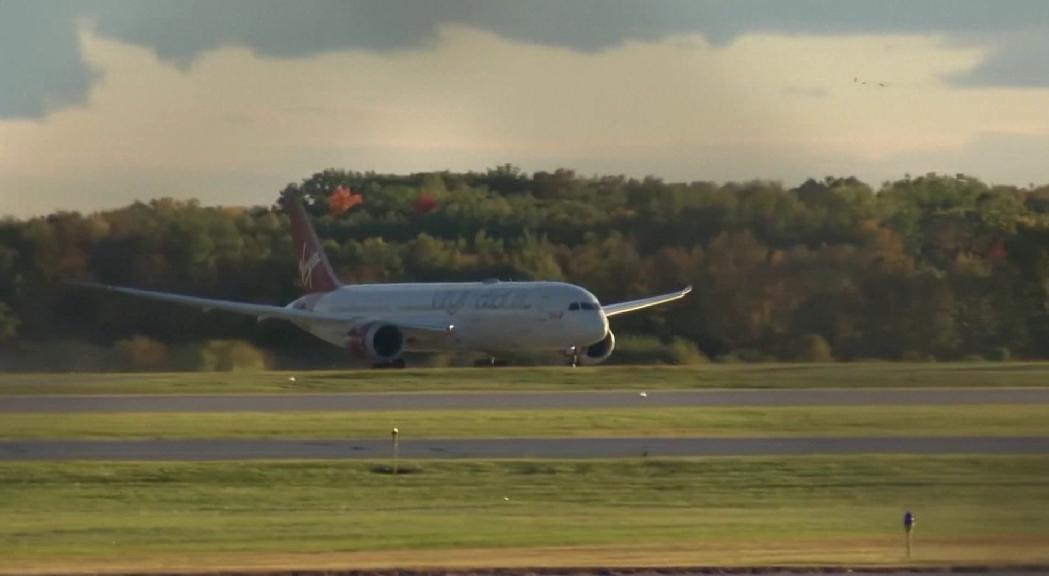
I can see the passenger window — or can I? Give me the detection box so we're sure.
[568,302,579,311]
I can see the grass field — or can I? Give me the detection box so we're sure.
[3,405,1049,440]
[2,456,1048,572]
[3,364,1047,573]
[3,362,1049,395]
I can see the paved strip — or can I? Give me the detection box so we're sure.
[4,388,1049,413]
[2,436,1048,461]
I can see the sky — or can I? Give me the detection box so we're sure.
[2,0,1049,217]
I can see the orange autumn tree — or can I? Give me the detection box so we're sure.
[328,185,363,215]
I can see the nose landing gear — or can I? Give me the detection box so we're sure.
[565,346,579,367]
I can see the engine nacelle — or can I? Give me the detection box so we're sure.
[346,323,405,362]
[577,331,616,365]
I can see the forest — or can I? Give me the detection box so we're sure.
[3,166,1049,371]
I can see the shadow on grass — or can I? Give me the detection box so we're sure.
[370,465,423,475]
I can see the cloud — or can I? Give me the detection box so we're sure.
[0,1,96,118]
[2,0,1049,119]
[85,0,448,64]
[5,23,1049,218]
[951,29,1049,87]
[873,131,1049,187]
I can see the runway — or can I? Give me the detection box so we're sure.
[3,436,1049,461]
[4,387,1049,413]
[6,387,1049,461]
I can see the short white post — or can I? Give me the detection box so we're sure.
[391,427,400,475]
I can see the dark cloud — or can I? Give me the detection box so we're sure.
[0,1,96,118]
[1,0,1048,119]
[85,0,448,65]
[951,29,1049,87]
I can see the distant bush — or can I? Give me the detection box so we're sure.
[114,335,169,371]
[669,338,708,365]
[0,302,18,342]
[424,352,456,368]
[790,334,833,362]
[986,347,1011,362]
[188,340,269,372]
[730,348,776,363]
[611,334,666,364]
[613,334,708,365]
[0,339,114,372]
[900,350,935,362]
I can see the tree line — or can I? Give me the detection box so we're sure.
[3,166,1049,370]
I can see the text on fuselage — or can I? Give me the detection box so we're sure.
[432,289,532,314]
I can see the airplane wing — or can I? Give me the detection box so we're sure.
[70,282,454,333]
[602,286,692,317]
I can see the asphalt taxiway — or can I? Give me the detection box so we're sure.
[5,386,1049,461]
[4,387,1049,413]
[2,436,1048,461]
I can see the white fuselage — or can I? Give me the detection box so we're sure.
[289,281,609,353]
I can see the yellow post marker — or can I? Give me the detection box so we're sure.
[391,427,400,476]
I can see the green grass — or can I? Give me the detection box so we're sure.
[4,405,1049,440]
[3,362,1049,395]
[4,364,1048,571]
[1,456,1048,571]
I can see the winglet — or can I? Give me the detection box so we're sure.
[280,196,342,295]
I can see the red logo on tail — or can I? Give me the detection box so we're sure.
[299,243,322,289]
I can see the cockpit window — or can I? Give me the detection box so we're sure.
[580,302,597,311]
[568,302,580,311]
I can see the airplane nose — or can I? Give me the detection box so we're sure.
[588,310,609,343]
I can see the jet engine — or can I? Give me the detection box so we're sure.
[346,323,405,362]
[576,331,616,365]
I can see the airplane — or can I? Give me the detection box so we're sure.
[76,195,691,368]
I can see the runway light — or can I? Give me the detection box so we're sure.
[288,376,296,382]
[503,496,510,501]
[639,392,647,398]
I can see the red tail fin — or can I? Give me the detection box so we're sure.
[281,196,342,294]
